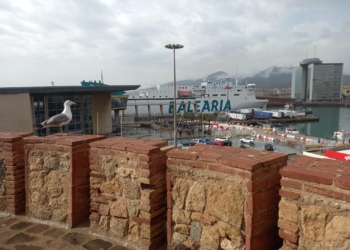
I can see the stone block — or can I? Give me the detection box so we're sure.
[110,199,128,218]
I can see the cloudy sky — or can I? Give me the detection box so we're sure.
[1,0,350,88]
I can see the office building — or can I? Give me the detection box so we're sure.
[0,85,139,136]
[291,58,343,102]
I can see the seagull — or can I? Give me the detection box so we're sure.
[36,100,77,134]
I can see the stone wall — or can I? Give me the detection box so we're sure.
[0,132,32,214]
[89,137,171,250]
[166,144,288,250]
[24,135,104,227]
[279,156,350,250]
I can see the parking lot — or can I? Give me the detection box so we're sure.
[177,136,302,155]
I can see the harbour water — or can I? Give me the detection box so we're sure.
[268,106,350,139]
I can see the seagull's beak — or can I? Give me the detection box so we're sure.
[72,102,77,105]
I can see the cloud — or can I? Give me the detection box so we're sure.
[0,0,350,88]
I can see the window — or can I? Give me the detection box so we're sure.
[221,94,226,96]
[234,94,239,96]
[212,94,218,97]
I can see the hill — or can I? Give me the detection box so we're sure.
[166,67,350,90]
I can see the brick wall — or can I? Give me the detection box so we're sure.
[167,144,288,250]
[24,134,104,227]
[279,156,350,249]
[0,132,32,214]
[89,137,171,250]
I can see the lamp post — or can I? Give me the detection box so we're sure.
[165,44,184,147]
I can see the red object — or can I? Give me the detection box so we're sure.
[215,141,224,146]
[324,150,350,162]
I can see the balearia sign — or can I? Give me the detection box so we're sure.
[168,100,231,114]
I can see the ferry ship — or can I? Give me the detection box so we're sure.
[124,79,268,116]
[81,79,268,116]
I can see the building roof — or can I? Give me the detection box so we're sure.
[300,58,323,65]
[0,85,140,95]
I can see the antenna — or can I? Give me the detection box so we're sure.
[51,81,54,86]
[101,71,103,83]
[314,46,316,58]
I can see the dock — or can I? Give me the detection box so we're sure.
[231,116,319,125]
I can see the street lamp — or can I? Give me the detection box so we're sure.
[165,44,184,147]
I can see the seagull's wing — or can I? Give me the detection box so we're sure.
[42,113,70,127]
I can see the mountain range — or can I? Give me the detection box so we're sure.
[166,67,350,89]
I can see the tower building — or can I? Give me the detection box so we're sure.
[291,58,343,102]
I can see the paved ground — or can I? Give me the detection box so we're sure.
[0,213,167,250]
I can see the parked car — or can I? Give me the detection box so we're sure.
[285,128,299,134]
[240,144,247,149]
[240,137,254,144]
[222,140,232,146]
[182,141,196,146]
[264,143,274,151]
[215,139,232,146]
[215,136,231,141]
[191,138,210,144]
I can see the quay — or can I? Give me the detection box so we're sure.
[232,116,319,125]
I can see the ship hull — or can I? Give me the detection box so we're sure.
[124,96,268,116]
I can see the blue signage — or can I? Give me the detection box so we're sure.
[168,100,231,113]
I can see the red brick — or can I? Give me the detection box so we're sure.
[141,232,166,248]
[5,166,18,171]
[166,159,180,167]
[284,239,298,250]
[208,164,235,175]
[219,156,262,171]
[279,190,300,200]
[236,170,252,179]
[280,166,335,185]
[197,152,224,162]
[280,179,302,190]
[288,155,317,169]
[305,184,348,200]
[132,216,151,225]
[0,135,22,142]
[167,192,172,209]
[139,159,167,169]
[89,140,114,149]
[334,176,350,190]
[309,160,350,176]
[278,229,298,244]
[127,145,160,155]
[167,149,198,160]
[278,219,298,233]
[167,209,172,227]
[166,173,171,191]
[260,153,288,168]
[246,208,279,236]
[90,171,106,180]
[167,226,172,247]
[246,227,279,250]
[185,160,206,169]
[247,174,281,192]
[247,189,279,214]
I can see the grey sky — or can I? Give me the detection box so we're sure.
[1,0,350,87]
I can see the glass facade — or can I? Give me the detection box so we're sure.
[33,95,93,136]
[292,61,343,102]
[292,67,302,99]
[111,95,128,109]
[311,64,343,101]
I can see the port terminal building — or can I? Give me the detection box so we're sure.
[291,58,343,102]
[0,84,139,136]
